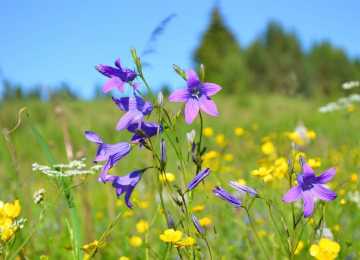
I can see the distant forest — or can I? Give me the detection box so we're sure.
[2,7,359,101]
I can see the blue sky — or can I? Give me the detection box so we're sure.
[1,0,359,99]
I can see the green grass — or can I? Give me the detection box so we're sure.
[0,94,359,259]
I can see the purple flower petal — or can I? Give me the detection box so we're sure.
[114,58,122,68]
[186,69,200,87]
[213,186,242,208]
[316,167,336,184]
[282,186,302,203]
[302,191,315,218]
[111,170,144,208]
[302,162,315,176]
[169,88,189,102]
[203,83,222,96]
[84,131,103,144]
[116,111,143,130]
[191,215,205,234]
[187,168,210,190]
[102,77,125,93]
[312,185,337,201]
[198,96,219,116]
[229,181,258,197]
[112,97,130,111]
[184,98,200,124]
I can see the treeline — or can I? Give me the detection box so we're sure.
[194,7,360,96]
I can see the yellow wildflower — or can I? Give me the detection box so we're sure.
[136,220,149,233]
[3,200,21,219]
[1,227,15,242]
[215,134,226,147]
[273,157,288,179]
[203,127,214,137]
[202,151,220,161]
[159,172,176,183]
[350,174,358,183]
[294,241,304,255]
[309,238,340,260]
[129,236,142,247]
[340,199,346,205]
[308,158,321,168]
[82,240,102,254]
[119,257,130,260]
[237,178,246,185]
[261,141,275,155]
[123,210,134,218]
[160,229,182,243]
[307,130,316,140]
[191,204,205,212]
[234,127,245,137]
[199,217,212,227]
[175,237,196,248]
[224,153,234,162]
[138,201,149,209]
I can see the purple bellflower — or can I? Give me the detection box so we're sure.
[191,214,205,234]
[96,58,137,93]
[101,169,144,208]
[213,186,242,208]
[187,168,210,191]
[127,122,163,144]
[84,131,131,180]
[229,181,258,197]
[169,69,222,124]
[282,160,337,218]
[112,95,153,131]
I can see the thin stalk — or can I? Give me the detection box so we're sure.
[244,207,271,260]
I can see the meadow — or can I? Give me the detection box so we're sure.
[1,86,359,260]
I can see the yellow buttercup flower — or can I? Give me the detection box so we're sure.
[307,130,316,140]
[136,220,149,233]
[234,127,245,137]
[294,241,304,255]
[160,229,182,243]
[202,150,220,160]
[287,131,305,146]
[215,134,226,147]
[203,127,214,137]
[224,153,234,162]
[273,157,288,179]
[261,141,275,155]
[191,204,205,212]
[119,257,130,260]
[308,158,321,168]
[199,217,212,227]
[350,173,358,183]
[138,200,149,209]
[1,227,15,242]
[237,178,246,185]
[129,236,142,247]
[175,237,196,248]
[3,200,21,219]
[309,238,340,260]
[82,240,102,254]
[159,172,176,183]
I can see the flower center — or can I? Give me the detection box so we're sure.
[190,86,202,99]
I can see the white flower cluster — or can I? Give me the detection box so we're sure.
[347,191,360,208]
[319,94,360,113]
[33,188,46,204]
[32,158,102,178]
[342,81,360,90]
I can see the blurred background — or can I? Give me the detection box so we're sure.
[1,0,360,100]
